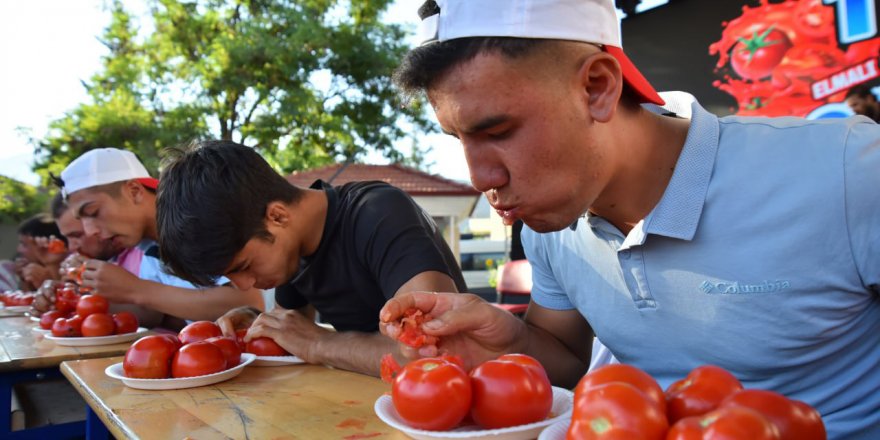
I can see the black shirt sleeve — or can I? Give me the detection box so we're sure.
[350,185,457,298]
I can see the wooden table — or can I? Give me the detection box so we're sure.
[62,357,409,440]
[0,316,141,439]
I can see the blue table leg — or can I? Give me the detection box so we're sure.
[86,406,110,440]
[0,367,88,439]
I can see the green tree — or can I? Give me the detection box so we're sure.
[33,0,432,179]
[0,177,52,225]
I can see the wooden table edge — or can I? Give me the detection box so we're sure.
[61,358,135,440]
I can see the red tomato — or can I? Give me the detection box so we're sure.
[112,311,139,334]
[171,341,227,378]
[245,337,289,356]
[47,237,67,254]
[124,335,180,379]
[720,389,825,440]
[392,357,472,431]
[380,353,403,384]
[39,310,65,330]
[574,363,666,414]
[665,365,744,424]
[568,382,668,440]
[178,321,222,345]
[76,295,109,318]
[469,354,553,429]
[55,286,80,315]
[206,336,243,369]
[234,328,248,348]
[81,313,115,337]
[667,406,780,440]
[51,315,83,337]
[731,26,792,80]
[159,333,182,351]
[398,308,439,348]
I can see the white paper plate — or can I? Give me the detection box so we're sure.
[537,419,569,440]
[4,306,31,313]
[44,327,148,346]
[251,355,305,366]
[32,327,51,334]
[24,311,41,322]
[375,386,573,440]
[105,353,256,390]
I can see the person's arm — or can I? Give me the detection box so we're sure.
[380,291,592,388]
[248,270,459,377]
[80,259,264,321]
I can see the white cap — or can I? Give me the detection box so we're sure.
[60,148,159,197]
[416,0,664,105]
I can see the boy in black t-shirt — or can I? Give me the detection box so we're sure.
[156,140,467,377]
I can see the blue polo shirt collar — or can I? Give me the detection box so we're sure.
[642,101,719,241]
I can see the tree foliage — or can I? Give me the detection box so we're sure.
[33,0,432,179]
[0,177,52,225]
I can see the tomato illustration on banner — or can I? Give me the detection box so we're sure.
[710,0,880,117]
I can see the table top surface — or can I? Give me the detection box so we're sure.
[0,316,137,372]
[62,356,408,440]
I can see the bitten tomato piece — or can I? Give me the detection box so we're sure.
[380,353,402,384]
[171,341,227,378]
[123,335,179,379]
[392,357,472,431]
[245,337,289,356]
[720,389,825,440]
[469,354,553,429]
[397,308,438,348]
[665,365,743,424]
[47,237,67,254]
[178,321,223,345]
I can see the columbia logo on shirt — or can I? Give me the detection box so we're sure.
[699,280,792,294]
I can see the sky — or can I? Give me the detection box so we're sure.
[0,0,666,186]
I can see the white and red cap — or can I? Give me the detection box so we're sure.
[417,0,664,105]
[60,148,159,197]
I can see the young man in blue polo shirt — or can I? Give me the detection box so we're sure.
[380,1,880,438]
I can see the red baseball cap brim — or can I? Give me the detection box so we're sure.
[605,45,664,106]
[137,177,159,190]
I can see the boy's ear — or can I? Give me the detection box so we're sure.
[124,180,145,203]
[577,51,623,123]
[265,201,290,227]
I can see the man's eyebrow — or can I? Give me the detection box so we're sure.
[464,115,509,134]
[76,202,93,219]
[226,260,246,274]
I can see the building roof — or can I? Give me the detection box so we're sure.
[287,163,480,196]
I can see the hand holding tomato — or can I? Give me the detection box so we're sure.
[243,307,329,362]
[215,306,260,337]
[379,292,528,372]
[79,260,143,304]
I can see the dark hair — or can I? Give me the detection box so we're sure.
[50,192,68,220]
[156,140,304,286]
[394,37,548,100]
[18,213,64,242]
[846,84,877,100]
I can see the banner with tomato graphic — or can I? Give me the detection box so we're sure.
[710,0,880,118]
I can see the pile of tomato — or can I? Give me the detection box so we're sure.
[123,321,290,379]
[381,353,553,431]
[567,364,825,440]
[0,290,35,306]
[40,293,139,338]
